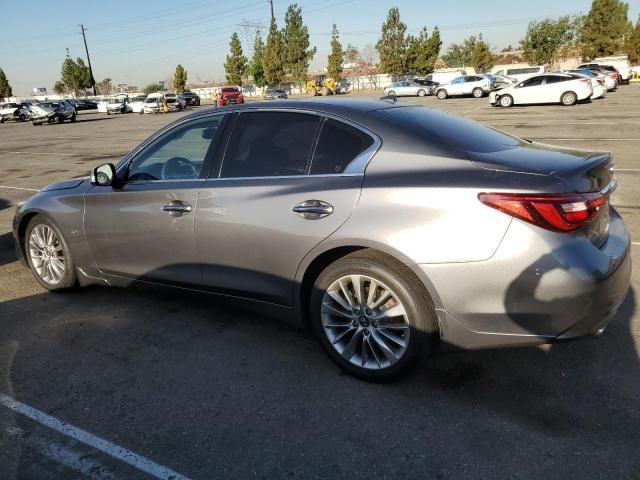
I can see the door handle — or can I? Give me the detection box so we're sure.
[162,201,192,217]
[292,200,333,220]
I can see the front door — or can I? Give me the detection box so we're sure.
[195,111,379,306]
[84,114,225,286]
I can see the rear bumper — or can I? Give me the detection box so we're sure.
[421,207,631,350]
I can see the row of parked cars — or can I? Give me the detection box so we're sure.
[0,99,79,125]
[382,62,631,107]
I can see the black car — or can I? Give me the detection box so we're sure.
[413,78,439,87]
[181,91,200,106]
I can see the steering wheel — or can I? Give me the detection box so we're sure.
[161,157,198,180]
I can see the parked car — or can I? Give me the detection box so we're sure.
[142,95,162,114]
[412,78,439,88]
[106,97,133,115]
[13,99,630,381]
[164,93,186,110]
[217,86,244,106]
[435,75,492,99]
[181,91,201,106]
[75,99,98,110]
[493,74,519,88]
[422,70,468,85]
[30,100,76,125]
[566,70,607,99]
[265,89,288,100]
[492,66,545,82]
[384,80,431,97]
[577,65,619,90]
[591,56,632,84]
[0,102,32,123]
[128,95,147,114]
[489,73,593,107]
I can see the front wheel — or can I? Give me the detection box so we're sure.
[57,114,64,124]
[25,216,77,291]
[417,89,426,97]
[310,250,438,382]
[436,89,447,100]
[561,91,577,106]
[499,94,514,108]
[70,113,76,122]
[472,88,484,98]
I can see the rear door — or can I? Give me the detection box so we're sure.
[513,76,545,104]
[195,110,379,305]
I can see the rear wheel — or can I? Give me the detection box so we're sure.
[417,89,426,97]
[499,94,514,108]
[310,250,438,382]
[70,113,76,122]
[56,114,64,124]
[25,216,77,291]
[387,90,396,96]
[560,91,577,106]
[436,89,448,100]
[472,87,484,98]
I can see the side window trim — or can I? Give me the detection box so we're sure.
[119,112,228,184]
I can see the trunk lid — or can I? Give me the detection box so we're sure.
[469,142,615,247]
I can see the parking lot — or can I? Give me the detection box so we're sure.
[1,89,640,479]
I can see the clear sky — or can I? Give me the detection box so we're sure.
[1,0,638,96]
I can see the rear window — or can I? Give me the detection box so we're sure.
[375,106,522,154]
[222,88,237,93]
[310,119,374,175]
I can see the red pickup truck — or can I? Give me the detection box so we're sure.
[217,87,244,106]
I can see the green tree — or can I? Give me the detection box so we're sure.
[471,34,493,72]
[263,17,285,86]
[344,43,360,65]
[626,15,640,64]
[143,82,164,95]
[404,27,441,74]
[501,45,514,52]
[581,0,631,59]
[376,7,407,76]
[521,16,580,67]
[442,36,477,68]
[282,4,316,87]
[95,78,113,96]
[53,81,67,95]
[60,56,92,97]
[224,33,248,85]
[0,68,13,99]
[249,31,267,92]
[327,24,344,81]
[173,64,188,93]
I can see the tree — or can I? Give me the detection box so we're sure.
[60,56,93,97]
[0,68,12,99]
[501,45,514,52]
[263,17,285,86]
[282,4,316,87]
[581,0,631,59]
[344,44,360,65]
[143,82,164,95]
[442,38,475,68]
[376,7,407,76]
[471,34,493,72]
[224,32,248,86]
[249,31,267,91]
[404,27,441,74]
[53,81,67,95]
[521,16,580,67]
[173,64,188,93]
[626,15,640,64]
[327,24,344,81]
[95,78,113,96]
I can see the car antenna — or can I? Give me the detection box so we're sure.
[379,94,397,104]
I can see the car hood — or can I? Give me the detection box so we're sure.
[41,177,88,192]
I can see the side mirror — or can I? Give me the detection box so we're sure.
[91,163,116,186]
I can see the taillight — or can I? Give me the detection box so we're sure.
[478,192,606,232]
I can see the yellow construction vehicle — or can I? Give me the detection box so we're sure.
[305,75,339,96]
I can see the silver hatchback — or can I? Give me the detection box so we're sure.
[13,99,631,381]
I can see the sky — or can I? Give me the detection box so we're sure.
[1,0,638,96]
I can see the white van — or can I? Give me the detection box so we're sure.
[492,66,545,82]
[424,70,469,85]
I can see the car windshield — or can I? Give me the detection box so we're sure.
[145,97,158,103]
[109,99,123,104]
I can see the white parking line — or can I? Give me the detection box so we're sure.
[0,185,39,192]
[5,151,79,156]
[632,242,640,246]
[0,393,192,480]
[615,169,640,172]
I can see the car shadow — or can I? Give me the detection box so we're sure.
[0,232,17,267]
[0,198,10,211]
[1,257,638,477]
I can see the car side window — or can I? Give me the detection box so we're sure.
[310,119,375,175]
[521,77,544,87]
[452,77,463,84]
[221,111,321,178]
[127,116,222,182]
[544,75,568,84]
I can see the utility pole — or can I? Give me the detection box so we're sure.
[78,24,96,96]
[268,0,274,20]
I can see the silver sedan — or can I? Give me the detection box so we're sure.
[13,99,631,382]
[383,81,431,97]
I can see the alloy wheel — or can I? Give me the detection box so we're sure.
[321,274,410,370]
[28,224,66,285]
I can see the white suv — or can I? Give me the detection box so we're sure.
[435,76,492,99]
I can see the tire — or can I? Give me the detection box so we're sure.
[56,114,64,124]
[19,113,26,122]
[106,111,111,115]
[560,91,577,106]
[25,215,77,291]
[417,89,426,97]
[321,86,332,96]
[472,88,484,98]
[310,250,439,382]
[499,94,514,108]
[387,90,396,96]
[436,89,447,100]
[70,113,76,122]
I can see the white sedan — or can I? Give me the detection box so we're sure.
[383,81,431,97]
[489,73,593,107]
[435,75,492,99]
